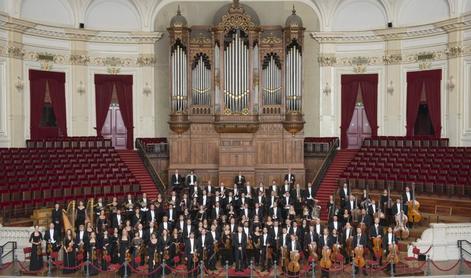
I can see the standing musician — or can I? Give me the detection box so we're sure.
[339,183,350,209]
[284,168,296,187]
[369,217,384,263]
[383,226,398,273]
[51,203,63,236]
[260,227,273,271]
[171,169,183,193]
[234,171,246,188]
[29,225,44,272]
[352,227,367,275]
[186,170,198,188]
[232,225,247,272]
[185,232,200,278]
[44,222,61,260]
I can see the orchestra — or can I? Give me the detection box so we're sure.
[29,169,410,276]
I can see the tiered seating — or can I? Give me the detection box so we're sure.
[136,138,168,154]
[0,139,140,217]
[340,145,471,197]
[26,136,111,149]
[363,136,449,148]
[304,137,338,154]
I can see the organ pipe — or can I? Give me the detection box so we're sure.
[285,45,301,112]
[192,55,211,106]
[262,54,281,106]
[171,44,188,112]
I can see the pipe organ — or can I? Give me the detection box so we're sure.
[168,1,307,186]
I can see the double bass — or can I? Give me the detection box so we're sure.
[407,183,422,223]
[320,247,332,269]
[331,237,342,262]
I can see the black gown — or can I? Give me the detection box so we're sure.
[75,207,86,233]
[29,232,44,271]
[62,237,76,274]
[147,241,159,278]
[87,241,99,276]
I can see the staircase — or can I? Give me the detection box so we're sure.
[316,149,358,221]
[117,150,158,199]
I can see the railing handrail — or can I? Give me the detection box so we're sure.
[458,240,471,257]
[310,138,339,195]
[0,241,17,259]
[135,139,167,197]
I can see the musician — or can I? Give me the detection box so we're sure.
[186,170,198,187]
[383,226,398,273]
[268,180,279,197]
[189,182,200,199]
[269,202,282,221]
[346,195,357,212]
[314,218,323,236]
[319,228,333,249]
[86,232,99,276]
[138,192,149,208]
[244,181,253,198]
[123,194,135,213]
[51,203,63,235]
[392,199,404,216]
[280,227,290,249]
[288,233,301,252]
[289,221,303,242]
[232,226,247,272]
[63,229,76,274]
[260,227,273,271]
[284,168,295,186]
[281,180,291,196]
[208,224,220,270]
[339,183,350,208]
[234,171,246,188]
[29,225,44,271]
[304,182,315,203]
[253,202,264,222]
[342,222,354,264]
[171,169,183,192]
[304,225,318,251]
[75,201,87,234]
[359,208,373,228]
[328,215,343,233]
[281,191,292,219]
[75,224,89,261]
[183,218,195,239]
[402,187,413,215]
[353,227,368,275]
[95,197,105,217]
[44,222,60,259]
[185,232,200,278]
[198,228,214,269]
[131,207,142,227]
[147,233,159,278]
[111,209,123,230]
[369,218,384,262]
[368,199,378,216]
[199,189,212,209]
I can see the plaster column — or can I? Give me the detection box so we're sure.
[70,40,89,136]
[383,39,403,136]
[137,43,157,138]
[318,43,336,137]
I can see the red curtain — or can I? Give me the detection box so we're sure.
[29,70,67,139]
[359,75,379,138]
[406,69,442,137]
[341,74,378,149]
[47,73,67,137]
[94,74,134,149]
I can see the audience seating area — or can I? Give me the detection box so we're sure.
[304,137,338,154]
[0,138,140,218]
[26,136,112,149]
[340,143,471,197]
[363,136,449,148]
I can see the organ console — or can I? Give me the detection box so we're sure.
[167,0,306,186]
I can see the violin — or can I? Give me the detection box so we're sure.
[407,183,422,223]
[387,244,400,265]
[37,243,43,257]
[192,252,199,263]
[287,251,301,273]
[372,236,383,260]
[353,246,366,268]
[320,247,332,269]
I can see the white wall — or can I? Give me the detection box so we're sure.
[20,0,74,26]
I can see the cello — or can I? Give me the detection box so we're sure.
[287,251,301,274]
[407,183,422,223]
[353,246,366,268]
[386,243,400,265]
[372,236,383,261]
[307,242,319,262]
[394,198,409,239]
[320,246,332,269]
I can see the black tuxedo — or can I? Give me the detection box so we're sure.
[158,221,173,234]
[319,234,333,249]
[232,232,247,270]
[288,240,301,252]
[359,214,373,228]
[51,208,63,233]
[382,233,398,250]
[352,233,367,248]
[171,174,183,188]
[111,214,124,229]
[210,207,224,220]
[269,207,282,220]
[339,187,350,205]
[341,228,355,245]
[369,224,384,238]
[234,175,246,187]
[284,173,295,185]
[197,234,214,250]
[328,221,343,232]
[186,174,198,187]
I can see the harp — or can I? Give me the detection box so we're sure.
[62,200,75,234]
[86,198,95,226]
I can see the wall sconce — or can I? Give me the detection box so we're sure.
[447,76,455,91]
[143,82,152,95]
[323,82,331,95]
[387,81,394,94]
[77,81,86,95]
[15,76,24,90]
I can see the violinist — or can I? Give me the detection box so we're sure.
[147,233,159,278]
[87,232,99,276]
[208,224,220,270]
[63,229,76,274]
[29,225,44,271]
[198,228,214,270]
[44,222,60,260]
[75,224,89,262]
[185,232,200,278]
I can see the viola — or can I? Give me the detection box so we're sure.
[353,246,366,268]
[372,236,383,260]
[320,247,332,269]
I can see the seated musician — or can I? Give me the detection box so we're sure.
[352,227,367,275]
[319,227,333,249]
[369,217,384,263]
[328,215,343,232]
[382,226,398,272]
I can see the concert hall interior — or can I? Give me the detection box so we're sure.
[1,0,471,277]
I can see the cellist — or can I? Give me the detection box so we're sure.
[382,226,398,273]
[341,222,355,264]
[369,217,384,264]
[352,227,367,275]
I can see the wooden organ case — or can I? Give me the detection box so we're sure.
[167,0,306,186]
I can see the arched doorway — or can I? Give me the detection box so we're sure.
[100,85,128,149]
[346,89,371,149]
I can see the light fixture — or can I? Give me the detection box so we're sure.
[387,81,394,94]
[143,82,152,95]
[15,76,24,90]
[77,81,86,94]
[447,76,455,91]
[323,82,331,95]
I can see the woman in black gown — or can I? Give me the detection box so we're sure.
[63,229,76,274]
[87,232,99,276]
[118,229,130,277]
[147,233,159,278]
[110,228,119,264]
[75,201,87,234]
[29,225,44,271]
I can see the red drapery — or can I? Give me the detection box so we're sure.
[340,74,378,149]
[29,69,67,139]
[94,74,134,149]
[406,69,442,138]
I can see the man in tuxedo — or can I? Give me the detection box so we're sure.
[51,203,63,236]
[186,170,198,187]
[402,186,413,216]
[183,218,195,239]
[392,199,404,216]
[328,215,343,232]
[339,183,350,209]
[185,232,200,278]
[383,226,398,273]
[359,208,373,228]
[234,171,246,188]
[319,227,332,249]
[288,233,301,252]
[269,202,282,221]
[44,222,60,259]
[342,222,355,263]
[284,168,295,186]
[171,169,183,192]
[346,195,357,212]
[260,227,274,271]
[111,209,123,230]
[353,227,368,275]
[158,215,173,234]
[232,226,247,272]
[369,217,384,262]
[198,229,214,269]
